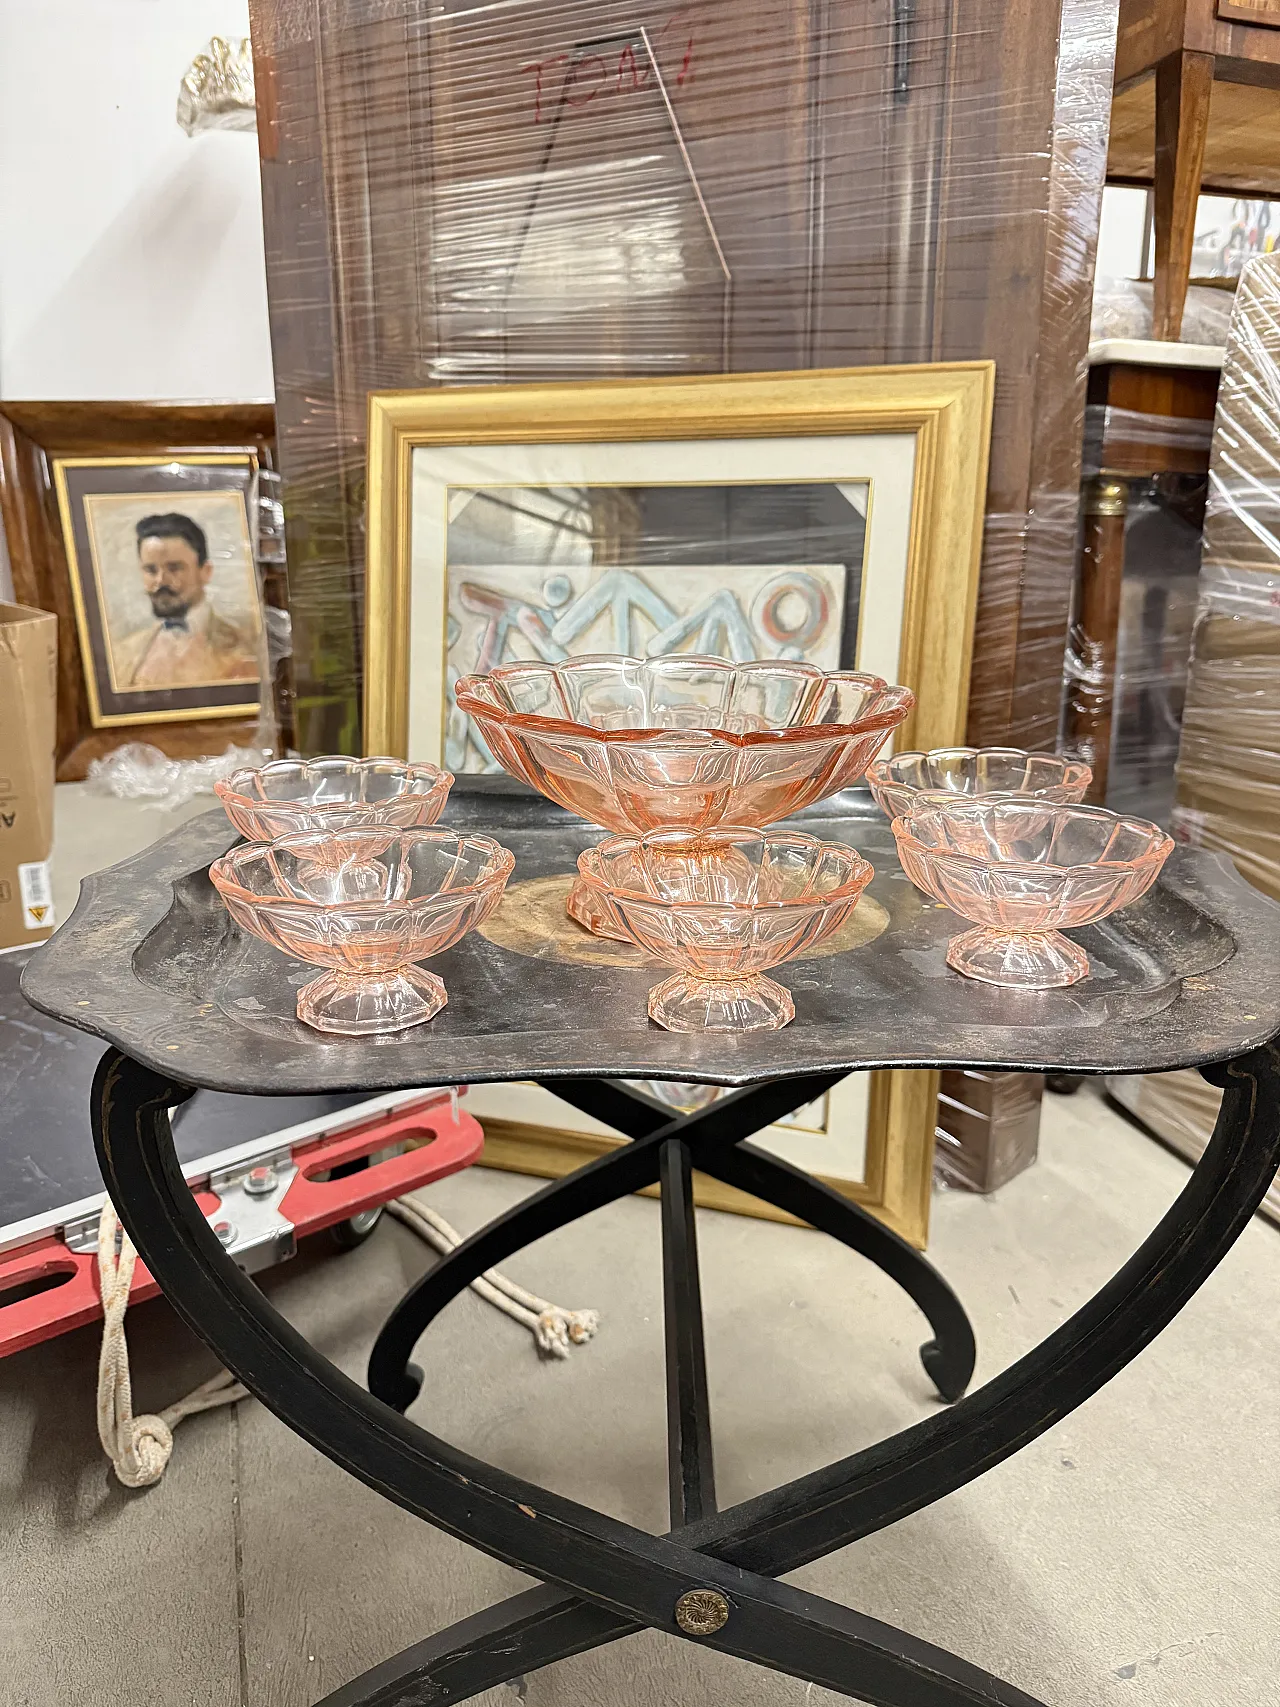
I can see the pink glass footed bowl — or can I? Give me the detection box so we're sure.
[215,756,454,842]
[455,654,911,937]
[576,826,874,1032]
[209,827,513,1035]
[891,796,1173,990]
[867,747,1092,824]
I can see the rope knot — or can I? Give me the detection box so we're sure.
[533,1307,601,1359]
[116,1415,175,1489]
[91,1189,598,1490]
[95,1200,246,1490]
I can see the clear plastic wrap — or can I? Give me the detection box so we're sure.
[1172,255,1280,900]
[1101,260,1280,1209]
[1081,404,1216,467]
[85,741,268,810]
[1105,475,1205,823]
[1063,456,1209,822]
[253,467,294,756]
[1108,1070,1280,1229]
[246,0,1120,756]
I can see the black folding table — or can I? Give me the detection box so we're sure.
[22,794,1280,1707]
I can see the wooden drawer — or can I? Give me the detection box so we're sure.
[1218,0,1280,27]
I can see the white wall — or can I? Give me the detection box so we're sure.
[0,0,274,401]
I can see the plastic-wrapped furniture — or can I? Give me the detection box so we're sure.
[1063,345,1218,811]
[247,0,1118,758]
[1110,0,1280,340]
[1107,254,1280,1208]
[1172,255,1280,894]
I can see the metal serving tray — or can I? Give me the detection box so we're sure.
[22,791,1280,1096]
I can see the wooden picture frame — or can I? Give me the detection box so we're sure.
[362,363,994,1245]
[0,403,278,779]
[364,365,994,759]
[53,456,263,728]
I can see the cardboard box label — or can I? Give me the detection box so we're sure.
[18,860,54,930]
[0,602,57,947]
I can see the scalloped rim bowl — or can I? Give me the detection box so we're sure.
[456,653,914,859]
[215,755,454,841]
[209,826,513,1034]
[891,796,1173,989]
[458,655,909,937]
[455,654,914,750]
[575,825,875,1031]
[867,747,1092,824]
[577,826,875,910]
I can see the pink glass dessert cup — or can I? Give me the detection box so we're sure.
[455,655,911,937]
[215,756,454,842]
[575,826,874,1032]
[209,827,514,1035]
[891,796,1173,990]
[867,747,1092,824]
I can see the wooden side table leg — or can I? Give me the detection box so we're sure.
[1066,473,1129,803]
[1153,49,1214,342]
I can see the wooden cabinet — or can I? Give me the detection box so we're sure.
[1216,1,1280,30]
[1113,0,1280,340]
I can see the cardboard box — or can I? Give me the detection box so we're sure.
[0,603,57,947]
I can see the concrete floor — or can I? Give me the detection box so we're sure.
[49,782,215,929]
[1,1084,1277,1707]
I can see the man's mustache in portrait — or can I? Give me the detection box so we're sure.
[148,584,190,619]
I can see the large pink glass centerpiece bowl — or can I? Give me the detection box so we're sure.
[456,655,911,935]
[576,826,874,1032]
[215,756,454,842]
[209,827,513,1035]
[867,747,1091,824]
[892,797,1173,990]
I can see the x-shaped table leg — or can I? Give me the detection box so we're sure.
[366,1071,848,1408]
[93,1045,1280,1707]
[367,1074,974,1409]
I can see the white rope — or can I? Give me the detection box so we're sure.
[94,1186,599,1488]
[388,1195,600,1358]
[96,1199,248,1489]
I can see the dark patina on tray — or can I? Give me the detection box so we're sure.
[23,790,1280,1096]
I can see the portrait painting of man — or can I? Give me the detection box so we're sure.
[113,511,259,689]
[54,456,264,727]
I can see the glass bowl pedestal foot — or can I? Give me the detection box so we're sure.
[647,971,796,1032]
[944,926,1090,990]
[297,966,447,1035]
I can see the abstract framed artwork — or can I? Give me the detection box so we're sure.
[362,364,994,1244]
[439,546,852,775]
[365,364,994,765]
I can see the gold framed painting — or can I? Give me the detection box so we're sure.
[363,364,994,1245]
[53,453,264,728]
